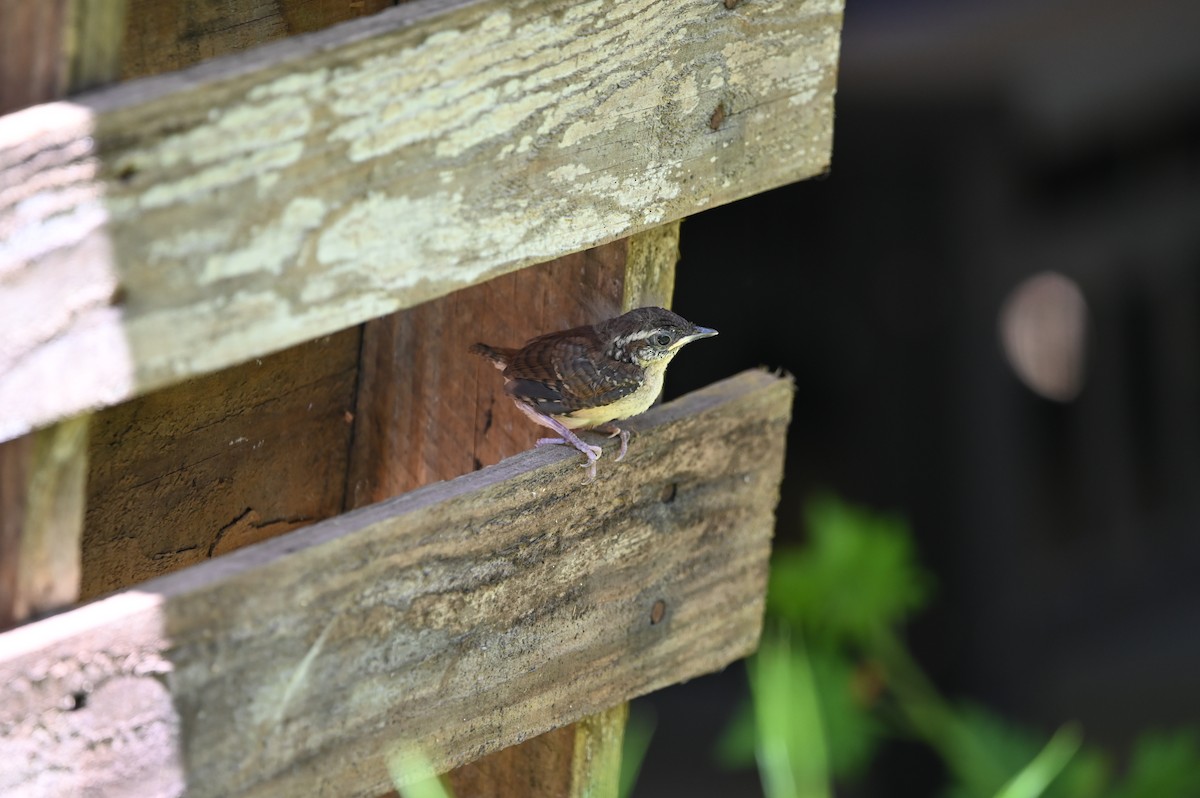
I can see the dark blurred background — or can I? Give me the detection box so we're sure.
[638,0,1200,794]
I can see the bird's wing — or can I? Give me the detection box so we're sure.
[503,331,642,414]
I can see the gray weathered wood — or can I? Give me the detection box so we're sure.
[0,0,128,631]
[0,369,792,798]
[0,0,842,442]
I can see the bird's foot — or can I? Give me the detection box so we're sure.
[515,401,603,481]
[595,425,631,462]
[536,437,602,458]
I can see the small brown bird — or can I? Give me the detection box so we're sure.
[471,307,718,480]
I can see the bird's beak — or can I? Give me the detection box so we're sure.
[677,326,718,346]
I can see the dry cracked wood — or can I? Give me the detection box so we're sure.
[0,369,792,798]
[0,0,842,442]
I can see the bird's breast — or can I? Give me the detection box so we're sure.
[556,361,667,429]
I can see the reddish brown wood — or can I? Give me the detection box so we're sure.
[0,0,70,114]
[345,243,627,507]
[347,230,678,796]
[347,243,628,798]
[121,0,395,78]
[81,330,361,599]
[445,726,577,798]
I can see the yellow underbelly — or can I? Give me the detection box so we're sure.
[556,364,666,429]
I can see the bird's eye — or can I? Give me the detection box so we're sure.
[653,333,671,347]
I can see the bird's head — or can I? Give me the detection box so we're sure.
[601,307,718,369]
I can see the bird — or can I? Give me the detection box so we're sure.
[470,307,718,481]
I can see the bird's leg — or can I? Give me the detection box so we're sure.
[594,423,630,462]
[514,401,602,478]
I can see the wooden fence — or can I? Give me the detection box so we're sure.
[0,1,843,795]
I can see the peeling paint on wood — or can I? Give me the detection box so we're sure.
[0,369,792,798]
[0,0,843,442]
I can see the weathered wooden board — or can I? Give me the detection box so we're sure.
[0,369,792,798]
[0,0,128,631]
[346,225,676,796]
[120,0,396,80]
[82,329,360,600]
[0,0,842,442]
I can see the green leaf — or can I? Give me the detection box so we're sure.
[807,648,881,779]
[619,704,657,798]
[1109,728,1200,798]
[994,723,1081,798]
[387,748,455,798]
[716,646,880,781]
[767,494,931,644]
[936,707,1107,798]
[714,698,758,769]
[750,631,832,798]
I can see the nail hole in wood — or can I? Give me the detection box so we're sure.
[709,102,727,130]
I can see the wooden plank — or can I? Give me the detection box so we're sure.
[0,0,128,631]
[346,225,671,795]
[71,0,404,604]
[0,0,842,442]
[0,0,71,114]
[120,0,396,79]
[0,369,792,798]
[448,703,628,798]
[0,418,90,628]
[81,329,361,600]
[344,226,675,793]
[0,0,127,114]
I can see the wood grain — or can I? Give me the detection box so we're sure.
[440,704,628,798]
[81,329,361,599]
[0,0,127,630]
[0,418,90,628]
[0,0,842,442]
[0,0,127,114]
[346,225,677,794]
[120,0,396,79]
[0,369,793,798]
[345,241,628,507]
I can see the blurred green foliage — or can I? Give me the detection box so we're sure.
[620,705,657,798]
[718,494,1200,798]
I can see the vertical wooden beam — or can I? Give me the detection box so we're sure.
[346,224,678,796]
[570,704,631,798]
[0,0,127,629]
[0,0,127,114]
[622,221,680,312]
[0,419,89,627]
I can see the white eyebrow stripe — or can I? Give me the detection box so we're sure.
[613,330,659,349]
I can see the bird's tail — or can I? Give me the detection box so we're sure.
[469,343,516,370]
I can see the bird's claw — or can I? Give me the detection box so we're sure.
[596,425,631,462]
[539,436,602,480]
